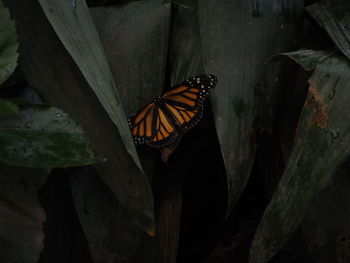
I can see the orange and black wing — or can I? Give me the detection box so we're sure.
[162,74,217,110]
[128,102,158,145]
[163,102,204,131]
[161,74,217,132]
[128,74,217,148]
[128,102,179,147]
[146,106,180,148]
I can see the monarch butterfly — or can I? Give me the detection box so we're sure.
[128,74,217,148]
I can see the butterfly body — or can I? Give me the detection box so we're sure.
[128,74,217,148]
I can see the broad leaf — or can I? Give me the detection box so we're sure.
[0,1,18,85]
[198,0,304,214]
[307,1,350,61]
[168,0,204,85]
[0,105,102,168]
[71,167,143,263]
[275,49,336,70]
[249,52,350,263]
[6,0,155,232]
[91,1,171,116]
[70,2,171,260]
[37,0,142,170]
[0,164,48,263]
[303,159,350,263]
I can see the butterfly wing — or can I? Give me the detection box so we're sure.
[146,106,179,148]
[147,104,204,147]
[128,74,217,148]
[163,102,204,131]
[161,74,217,132]
[128,101,179,147]
[162,74,217,110]
[128,102,158,145]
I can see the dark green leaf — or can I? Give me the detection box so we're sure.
[307,1,350,61]
[37,0,142,170]
[0,1,18,85]
[70,2,171,259]
[249,53,350,263]
[6,0,155,232]
[303,159,350,263]
[0,98,19,116]
[0,164,48,263]
[198,0,304,214]
[70,167,143,263]
[0,105,102,168]
[168,0,204,85]
[275,49,336,70]
[91,1,171,116]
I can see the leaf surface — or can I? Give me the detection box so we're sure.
[0,164,48,263]
[307,1,350,61]
[70,2,171,260]
[198,0,304,213]
[249,53,350,263]
[70,168,143,263]
[5,0,155,231]
[37,0,142,169]
[0,105,102,167]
